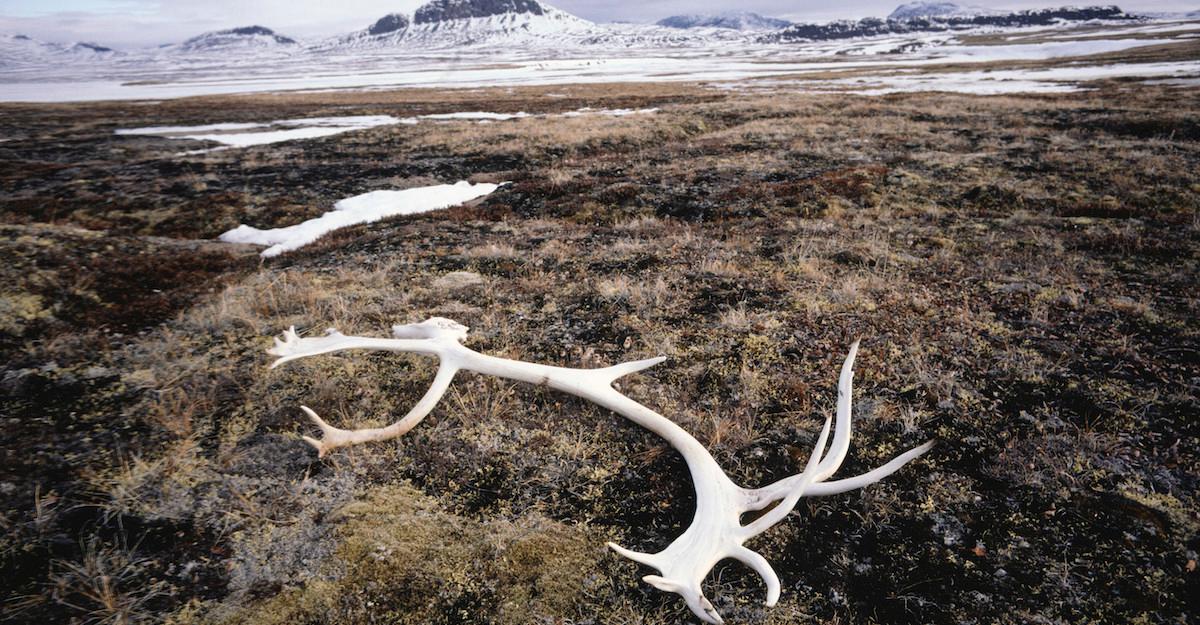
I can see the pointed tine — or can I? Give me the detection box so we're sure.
[301,435,326,456]
[300,405,333,433]
[814,340,860,482]
[843,340,860,377]
[607,542,660,568]
[606,356,667,381]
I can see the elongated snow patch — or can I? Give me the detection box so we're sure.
[219,181,503,257]
[116,115,410,150]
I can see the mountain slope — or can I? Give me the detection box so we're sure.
[0,33,117,68]
[324,0,603,50]
[888,2,998,20]
[177,26,298,53]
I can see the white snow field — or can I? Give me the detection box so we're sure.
[769,61,1200,95]
[218,181,504,257]
[3,16,1198,102]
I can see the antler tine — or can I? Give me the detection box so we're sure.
[813,339,858,483]
[269,324,466,454]
[805,439,935,496]
[606,542,662,569]
[729,546,781,606]
[296,362,459,457]
[601,356,668,384]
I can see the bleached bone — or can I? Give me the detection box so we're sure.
[269,318,933,623]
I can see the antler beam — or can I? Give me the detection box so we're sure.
[269,318,933,622]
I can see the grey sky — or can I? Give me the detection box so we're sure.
[1,0,1195,48]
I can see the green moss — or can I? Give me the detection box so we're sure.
[217,483,602,625]
[0,292,53,335]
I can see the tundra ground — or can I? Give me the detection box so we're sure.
[0,79,1197,624]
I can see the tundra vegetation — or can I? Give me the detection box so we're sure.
[0,77,1196,624]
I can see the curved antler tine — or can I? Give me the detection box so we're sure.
[300,362,459,456]
[807,439,936,496]
[607,542,662,569]
[730,546,781,606]
[813,340,858,483]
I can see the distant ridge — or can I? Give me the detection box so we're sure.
[888,1,999,20]
[0,32,119,67]
[179,25,297,51]
[767,5,1136,43]
[656,11,792,31]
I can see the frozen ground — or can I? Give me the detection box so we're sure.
[2,19,1198,101]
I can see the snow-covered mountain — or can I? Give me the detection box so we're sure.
[325,0,603,49]
[176,26,298,53]
[768,5,1136,42]
[656,11,792,31]
[888,2,999,20]
[0,33,117,68]
[0,0,1158,74]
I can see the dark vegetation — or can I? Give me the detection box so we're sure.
[0,78,1196,624]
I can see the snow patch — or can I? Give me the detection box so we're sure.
[422,111,531,120]
[116,122,266,135]
[559,107,659,117]
[116,109,658,152]
[116,115,409,150]
[218,181,504,257]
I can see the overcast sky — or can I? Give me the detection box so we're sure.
[1,0,1195,48]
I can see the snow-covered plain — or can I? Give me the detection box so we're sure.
[775,61,1200,95]
[219,181,504,257]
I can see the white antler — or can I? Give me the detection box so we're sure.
[269,319,933,622]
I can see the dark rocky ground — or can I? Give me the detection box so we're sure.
[0,79,1196,624]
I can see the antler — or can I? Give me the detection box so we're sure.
[269,319,933,622]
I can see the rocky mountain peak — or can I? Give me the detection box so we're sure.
[414,0,547,24]
[368,13,411,35]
